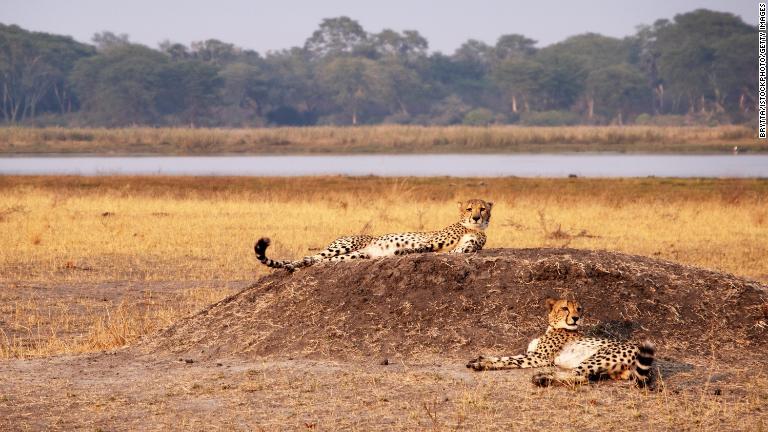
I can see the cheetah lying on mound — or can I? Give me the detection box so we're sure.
[467,298,656,387]
[255,198,492,271]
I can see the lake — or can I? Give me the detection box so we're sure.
[0,154,766,177]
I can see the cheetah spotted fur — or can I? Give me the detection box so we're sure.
[255,199,493,271]
[466,298,656,387]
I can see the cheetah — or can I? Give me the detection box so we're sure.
[466,298,656,387]
[254,199,493,271]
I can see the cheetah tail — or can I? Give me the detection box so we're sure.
[633,341,656,383]
[254,237,287,269]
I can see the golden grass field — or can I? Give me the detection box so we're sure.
[1,175,767,431]
[0,124,762,154]
[1,175,767,359]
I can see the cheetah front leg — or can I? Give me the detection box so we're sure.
[466,352,551,371]
[450,233,486,254]
[453,239,482,253]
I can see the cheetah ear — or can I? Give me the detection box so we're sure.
[486,201,494,209]
[546,297,557,311]
[457,201,465,210]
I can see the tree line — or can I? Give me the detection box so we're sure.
[0,9,757,127]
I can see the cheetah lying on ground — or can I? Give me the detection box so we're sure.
[255,198,492,271]
[467,298,656,387]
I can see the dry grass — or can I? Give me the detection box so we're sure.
[0,283,236,358]
[0,175,766,359]
[0,124,762,154]
[1,176,766,283]
[0,175,766,430]
[1,355,767,431]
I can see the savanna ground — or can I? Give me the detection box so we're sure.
[1,175,767,431]
[0,124,763,155]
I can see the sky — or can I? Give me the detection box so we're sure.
[1,0,758,54]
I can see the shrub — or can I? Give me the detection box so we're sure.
[520,111,581,126]
[462,108,496,126]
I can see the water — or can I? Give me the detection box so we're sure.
[0,154,766,177]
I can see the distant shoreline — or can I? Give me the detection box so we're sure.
[0,125,762,155]
[3,154,768,178]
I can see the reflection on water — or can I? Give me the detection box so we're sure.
[0,154,766,177]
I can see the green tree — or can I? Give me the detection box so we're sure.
[72,44,224,126]
[535,33,632,116]
[219,62,269,116]
[319,57,386,124]
[487,35,540,116]
[494,34,537,61]
[190,39,239,65]
[631,24,664,114]
[534,51,588,111]
[425,94,470,125]
[651,10,754,114]
[712,33,756,114]
[453,39,494,76]
[372,29,428,62]
[539,33,629,69]
[92,31,130,51]
[158,40,190,60]
[305,17,369,59]
[0,11,758,127]
[0,24,94,122]
[462,107,495,125]
[156,60,222,125]
[491,58,544,113]
[438,41,497,110]
[376,58,426,117]
[70,44,167,125]
[586,64,650,123]
[264,47,322,118]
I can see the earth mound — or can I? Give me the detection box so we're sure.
[136,249,768,361]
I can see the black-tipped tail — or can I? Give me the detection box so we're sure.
[255,237,271,259]
[254,237,287,269]
[633,341,656,383]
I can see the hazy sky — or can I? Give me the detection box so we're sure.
[1,0,758,54]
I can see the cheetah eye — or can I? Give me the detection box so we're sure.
[561,306,569,311]
[465,208,472,211]
[480,208,486,211]
[577,307,582,312]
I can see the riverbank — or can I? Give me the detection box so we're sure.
[0,125,761,155]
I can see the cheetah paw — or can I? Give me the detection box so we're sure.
[466,355,497,371]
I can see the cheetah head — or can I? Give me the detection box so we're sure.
[458,199,493,230]
[546,298,582,331]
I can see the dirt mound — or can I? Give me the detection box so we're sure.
[136,249,768,361]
